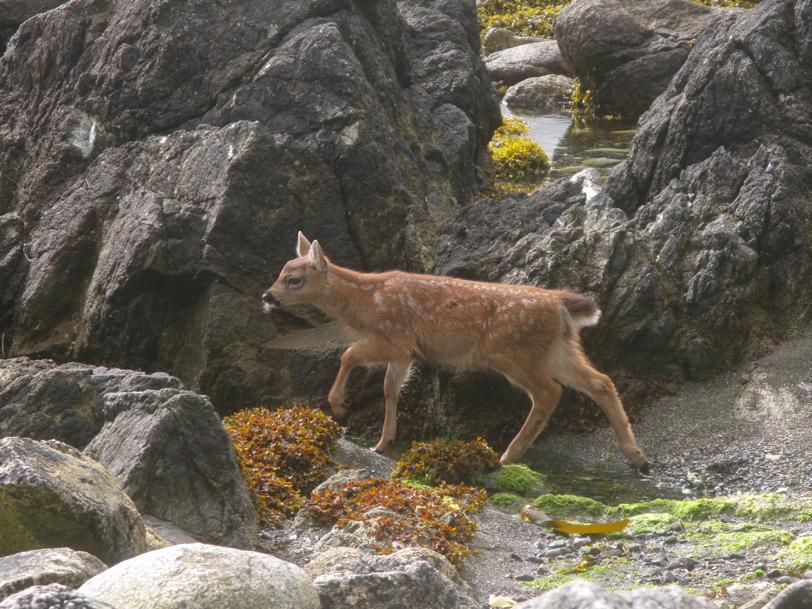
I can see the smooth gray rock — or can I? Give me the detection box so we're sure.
[521,580,718,609]
[306,546,470,592]
[0,583,118,609]
[503,74,575,112]
[79,543,320,609]
[555,0,730,115]
[482,27,547,55]
[485,40,572,86]
[310,549,480,609]
[0,548,107,602]
[84,387,258,549]
[763,579,812,609]
[0,437,147,564]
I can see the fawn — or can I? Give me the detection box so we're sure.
[263,232,649,473]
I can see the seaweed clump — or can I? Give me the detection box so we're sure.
[489,117,550,193]
[300,478,487,565]
[478,0,570,39]
[393,438,502,486]
[299,438,499,564]
[224,406,342,527]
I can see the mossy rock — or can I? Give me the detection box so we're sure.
[488,492,524,514]
[530,493,605,519]
[484,464,551,497]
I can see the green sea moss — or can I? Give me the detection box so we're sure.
[486,464,551,497]
[530,494,605,519]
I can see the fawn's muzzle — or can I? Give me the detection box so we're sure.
[262,292,278,305]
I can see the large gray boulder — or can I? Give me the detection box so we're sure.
[0,358,257,549]
[0,0,500,415]
[0,548,106,602]
[78,543,320,609]
[84,387,258,549]
[555,0,731,116]
[604,0,812,374]
[503,74,575,112]
[0,437,147,565]
[0,358,181,450]
[763,580,812,609]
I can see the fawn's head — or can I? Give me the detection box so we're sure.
[263,232,329,309]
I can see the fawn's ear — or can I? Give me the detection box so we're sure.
[297,232,312,258]
[308,240,328,271]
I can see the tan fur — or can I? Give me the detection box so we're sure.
[263,233,649,471]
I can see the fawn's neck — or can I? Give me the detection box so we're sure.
[317,264,380,332]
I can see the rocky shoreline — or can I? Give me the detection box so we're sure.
[2,0,812,607]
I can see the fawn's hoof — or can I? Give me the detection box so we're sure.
[639,461,651,475]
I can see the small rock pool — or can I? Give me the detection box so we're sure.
[503,104,638,182]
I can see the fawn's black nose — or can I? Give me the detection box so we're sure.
[262,292,277,304]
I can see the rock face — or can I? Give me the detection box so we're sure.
[0,548,106,602]
[435,0,812,389]
[0,0,67,52]
[0,358,258,549]
[604,0,812,374]
[79,543,321,609]
[555,0,728,116]
[0,437,147,565]
[0,0,500,414]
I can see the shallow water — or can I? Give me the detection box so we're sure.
[522,449,684,506]
[503,104,638,182]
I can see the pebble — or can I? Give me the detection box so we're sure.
[660,572,678,584]
[805,570,812,579]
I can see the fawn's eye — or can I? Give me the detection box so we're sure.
[287,277,303,287]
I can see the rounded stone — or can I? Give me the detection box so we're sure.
[79,543,320,609]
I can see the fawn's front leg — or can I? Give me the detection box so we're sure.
[327,341,405,422]
[374,361,412,453]
[327,345,363,421]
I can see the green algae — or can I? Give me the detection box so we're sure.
[774,536,812,568]
[487,464,551,497]
[530,494,605,519]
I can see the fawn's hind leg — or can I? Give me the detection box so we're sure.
[500,371,563,465]
[551,340,649,473]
